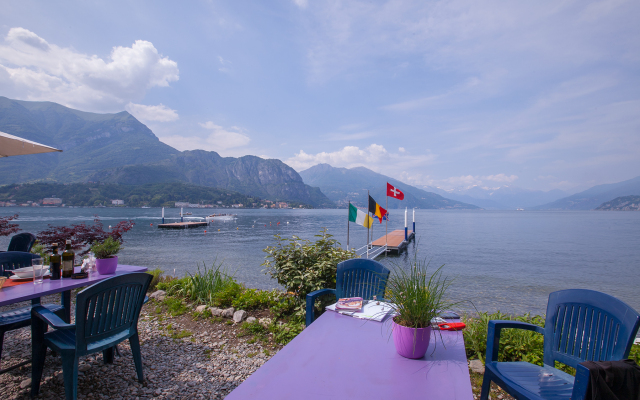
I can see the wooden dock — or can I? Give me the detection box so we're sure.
[157,221,208,229]
[371,229,415,253]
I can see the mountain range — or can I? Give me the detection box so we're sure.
[299,164,479,209]
[0,96,332,207]
[532,176,640,210]
[421,185,568,210]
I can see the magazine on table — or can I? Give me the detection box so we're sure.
[326,299,395,322]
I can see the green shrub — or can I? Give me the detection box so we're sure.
[269,294,299,320]
[163,297,189,317]
[181,261,241,306]
[630,344,640,364]
[211,280,244,307]
[262,229,357,319]
[269,321,305,345]
[232,289,280,311]
[30,241,50,264]
[147,268,164,292]
[157,276,189,295]
[239,320,268,338]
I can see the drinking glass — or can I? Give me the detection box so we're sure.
[32,257,45,284]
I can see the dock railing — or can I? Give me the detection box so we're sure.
[355,244,387,260]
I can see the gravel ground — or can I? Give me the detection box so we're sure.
[0,295,279,400]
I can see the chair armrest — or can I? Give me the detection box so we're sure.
[305,288,337,327]
[571,363,590,400]
[486,320,544,363]
[31,305,75,330]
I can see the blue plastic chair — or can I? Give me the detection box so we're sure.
[305,258,390,327]
[0,251,66,369]
[481,289,640,400]
[7,232,36,252]
[31,272,152,400]
[0,251,39,277]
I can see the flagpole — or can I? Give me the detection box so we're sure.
[347,201,350,251]
[367,190,370,258]
[385,189,388,248]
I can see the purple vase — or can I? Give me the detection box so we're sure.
[392,317,432,359]
[95,256,118,275]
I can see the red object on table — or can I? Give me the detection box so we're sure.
[438,322,466,331]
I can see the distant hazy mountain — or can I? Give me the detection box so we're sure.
[90,150,333,207]
[0,97,332,207]
[0,96,178,183]
[299,164,478,209]
[421,185,567,210]
[595,196,640,211]
[533,176,640,210]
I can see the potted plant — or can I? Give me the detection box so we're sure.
[385,261,456,359]
[91,237,121,275]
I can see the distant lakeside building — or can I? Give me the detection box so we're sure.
[42,197,62,205]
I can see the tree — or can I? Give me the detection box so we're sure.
[0,214,20,237]
[37,216,134,255]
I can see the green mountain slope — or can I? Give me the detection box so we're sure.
[532,176,640,210]
[90,151,334,207]
[595,195,640,211]
[0,97,333,208]
[0,96,179,183]
[0,182,262,208]
[299,164,479,209]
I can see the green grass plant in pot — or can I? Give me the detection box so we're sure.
[91,237,121,275]
[386,261,456,359]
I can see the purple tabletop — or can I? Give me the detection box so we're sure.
[0,265,148,307]
[226,311,473,400]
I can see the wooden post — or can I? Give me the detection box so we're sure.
[347,201,350,250]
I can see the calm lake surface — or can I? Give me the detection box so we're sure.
[2,207,638,316]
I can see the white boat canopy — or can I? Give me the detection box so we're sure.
[0,131,62,157]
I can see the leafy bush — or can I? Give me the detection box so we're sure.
[30,241,50,264]
[147,268,164,292]
[37,216,134,254]
[239,320,268,338]
[269,321,305,345]
[269,294,299,320]
[90,237,121,259]
[262,229,357,318]
[163,297,189,317]
[630,344,640,364]
[211,281,244,308]
[232,289,280,311]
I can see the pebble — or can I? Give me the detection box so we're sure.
[232,310,247,323]
[469,359,485,374]
[221,307,235,319]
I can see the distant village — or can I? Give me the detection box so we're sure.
[0,197,303,209]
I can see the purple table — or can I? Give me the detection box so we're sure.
[226,311,474,400]
[0,265,148,322]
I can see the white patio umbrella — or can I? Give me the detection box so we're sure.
[0,131,62,157]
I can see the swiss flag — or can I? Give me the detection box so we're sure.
[387,182,404,200]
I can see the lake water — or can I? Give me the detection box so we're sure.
[1,207,638,316]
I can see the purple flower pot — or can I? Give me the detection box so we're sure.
[96,256,118,275]
[392,317,432,359]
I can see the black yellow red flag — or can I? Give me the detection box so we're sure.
[368,195,387,224]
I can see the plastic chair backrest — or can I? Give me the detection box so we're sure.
[75,273,152,352]
[0,251,39,277]
[335,259,390,300]
[7,233,36,252]
[543,289,640,369]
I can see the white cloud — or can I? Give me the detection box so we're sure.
[285,144,436,178]
[293,0,308,9]
[218,56,232,73]
[126,103,179,123]
[159,122,251,153]
[0,27,179,112]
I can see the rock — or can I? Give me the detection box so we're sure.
[210,307,223,317]
[470,359,485,374]
[221,307,235,318]
[258,317,272,327]
[195,305,208,313]
[149,290,166,301]
[79,364,91,372]
[20,378,31,389]
[246,317,256,323]
[233,310,248,323]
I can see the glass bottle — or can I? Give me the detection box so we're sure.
[61,240,75,278]
[50,243,61,280]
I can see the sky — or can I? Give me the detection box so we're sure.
[1,0,639,194]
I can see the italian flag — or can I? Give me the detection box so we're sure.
[349,203,372,228]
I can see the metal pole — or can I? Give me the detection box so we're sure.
[385,193,388,247]
[181,207,183,223]
[162,207,165,224]
[347,201,350,250]
[413,208,415,234]
[367,190,370,258]
[404,207,408,241]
